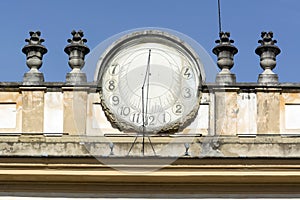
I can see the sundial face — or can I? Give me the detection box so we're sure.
[97,30,203,134]
[74,28,218,170]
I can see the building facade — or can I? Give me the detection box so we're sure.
[0,30,300,198]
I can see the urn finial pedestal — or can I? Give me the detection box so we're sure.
[64,30,90,84]
[255,32,281,84]
[22,31,47,85]
[213,32,238,84]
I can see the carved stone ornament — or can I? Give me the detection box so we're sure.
[64,30,90,83]
[22,31,47,84]
[255,31,281,83]
[212,32,238,84]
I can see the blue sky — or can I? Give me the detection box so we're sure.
[0,0,299,82]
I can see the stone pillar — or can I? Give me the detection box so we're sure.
[256,88,280,134]
[212,32,238,84]
[21,87,45,133]
[255,32,281,83]
[22,31,47,85]
[64,30,90,84]
[62,87,88,135]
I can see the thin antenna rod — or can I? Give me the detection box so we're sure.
[218,0,222,33]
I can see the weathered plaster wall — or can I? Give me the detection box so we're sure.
[1,84,300,137]
[22,88,45,133]
[0,84,299,157]
[257,89,280,134]
[63,88,87,135]
[215,90,238,136]
[0,91,22,133]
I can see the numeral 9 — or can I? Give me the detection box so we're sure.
[110,96,119,106]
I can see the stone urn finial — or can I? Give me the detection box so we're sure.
[22,31,47,84]
[212,32,238,84]
[64,30,90,84]
[255,31,281,83]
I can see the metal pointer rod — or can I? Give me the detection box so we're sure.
[141,49,151,156]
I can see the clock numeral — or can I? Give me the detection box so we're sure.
[158,112,171,124]
[130,113,143,124]
[145,115,155,126]
[182,87,193,99]
[109,63,120,75]
[175,105,183,114]
[110,95,120,106]
[173,104,184,115]
[106,80,116,91]
[108,80,116,90]
[129,113,155,126]
[182,67,193,80]
[118,106,131,117]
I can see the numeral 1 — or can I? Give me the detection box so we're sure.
[158,112,171,124]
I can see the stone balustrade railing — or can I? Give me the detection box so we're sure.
[18,30,282,85]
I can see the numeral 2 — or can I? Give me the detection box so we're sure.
[173,104,183,115]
